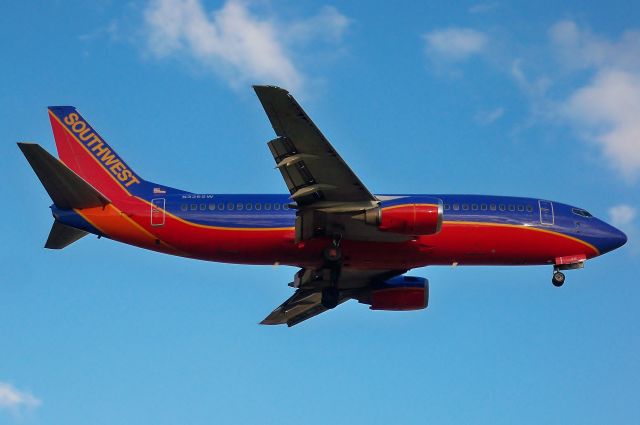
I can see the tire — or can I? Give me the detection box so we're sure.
[552,272,565,287]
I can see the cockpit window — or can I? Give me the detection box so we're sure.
[572,208,593,218]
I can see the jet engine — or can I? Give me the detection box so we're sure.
[359,275,429,311]
[356,196,443,235]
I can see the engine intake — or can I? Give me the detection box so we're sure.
[360,275,429,311]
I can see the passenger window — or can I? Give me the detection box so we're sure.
[255,203,261,211]
[218,203,225,210]
[490,204,497,211]
[227,202,234,211]
[199,204,206,211]
[190,204,197,211]
[180,204,187,212]
[444,204,450,210]
[274,203,281,210]
[462,204,469,211]
[517,205,524,212]
[208,203,216,211]
[453,204,460,211]
[264,203,271,210]
[237,203,243,211]
[471,204,478,211]
[508,205,515,211]
[245,203,252,211]
[481,204,488,211]
[499,204,506,211]
[283,203,289,210]
[526,205,533,212]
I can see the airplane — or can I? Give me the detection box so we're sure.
[18,86,627,326]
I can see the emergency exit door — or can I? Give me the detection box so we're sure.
[538,200,554,225]
[151,198,165,227]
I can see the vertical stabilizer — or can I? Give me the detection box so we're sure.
[47,106,145,200]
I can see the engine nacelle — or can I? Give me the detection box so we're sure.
[358,196,443,235]
[364,275,429,311]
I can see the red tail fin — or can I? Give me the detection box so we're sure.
[48,106,144,201]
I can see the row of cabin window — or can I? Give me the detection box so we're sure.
[180,202,291,212]
[443,203,534,213]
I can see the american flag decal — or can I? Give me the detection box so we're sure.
[153,187,166,194]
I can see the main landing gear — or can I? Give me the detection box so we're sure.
[321,234,342,309]
[552,270,566,287]
[322,233,342,262]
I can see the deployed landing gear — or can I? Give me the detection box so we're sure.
[323,233,343,262]
[321,287,340,309]
[321,233,343,309]
[552,271,565,287]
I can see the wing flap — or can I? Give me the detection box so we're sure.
[260,289,349,327]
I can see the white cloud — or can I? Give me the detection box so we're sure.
[510,59,551,98]
[423,28,488,62]
[143,0,349,91]
[0,382,41,414]
[475,107,504,124]
[288,6,350,44]
[562,70,640,179]
[609,204,637,228]
[549,21,640,180]
[468,2,499,14]
[549,20,640,72]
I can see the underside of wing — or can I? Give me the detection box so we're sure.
[260,289,348,327]
[260,268,406,327]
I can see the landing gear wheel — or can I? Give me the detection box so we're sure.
[552,271,565,287]
[321,287,340,309]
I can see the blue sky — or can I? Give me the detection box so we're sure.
[1,1,639,423]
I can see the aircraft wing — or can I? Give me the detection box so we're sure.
[254,86,411,243]
[260,288,347,327]
[260,268,404,327]
[253,85,375,206]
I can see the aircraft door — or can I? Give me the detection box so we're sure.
[151,198,166,227]
[538,200,554,225]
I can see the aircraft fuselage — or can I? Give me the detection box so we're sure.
[52,192,626,270]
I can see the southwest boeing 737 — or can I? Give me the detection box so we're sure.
[19,86,627,326]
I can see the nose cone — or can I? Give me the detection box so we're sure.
[599,223,628,254]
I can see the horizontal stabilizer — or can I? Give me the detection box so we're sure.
[45,221,88,249]
[18,143,110,209]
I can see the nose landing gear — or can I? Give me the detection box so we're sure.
[550,258,585,287]
[552,270,566,287]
